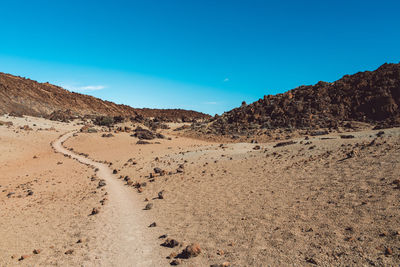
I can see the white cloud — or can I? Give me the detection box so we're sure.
[223,78,229,82]
[62,84,106,92]
[78,85,106,91]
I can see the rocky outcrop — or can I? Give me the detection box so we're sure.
[193,63,400,136]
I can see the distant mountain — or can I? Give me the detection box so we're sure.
[0,73,210,121]
[195,63,400,136]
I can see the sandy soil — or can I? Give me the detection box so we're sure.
[0,115,101,266]
[0,116,163,266]
[53,132,164,266]
[65,125,400,266]
[2,114,400,266]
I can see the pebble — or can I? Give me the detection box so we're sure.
[144,203,153,210]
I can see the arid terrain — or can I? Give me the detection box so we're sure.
[1,113,399,266]
[1,63,399,266]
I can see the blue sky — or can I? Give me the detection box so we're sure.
[0,0,399,115]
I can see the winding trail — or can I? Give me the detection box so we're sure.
[53,132,164,266]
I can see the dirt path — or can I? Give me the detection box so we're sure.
[53,132,164,266]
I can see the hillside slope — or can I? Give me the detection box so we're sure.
[0,73,210,121]
[196,63,400,136]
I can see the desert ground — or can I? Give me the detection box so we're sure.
[1,114,399,266]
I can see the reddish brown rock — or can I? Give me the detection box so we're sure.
[180,243,201,258]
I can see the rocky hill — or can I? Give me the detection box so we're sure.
[191,63,400,137]
[0,72,210,122]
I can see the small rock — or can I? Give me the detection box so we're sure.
[137,140,150,144]
[305,257,317,265]
[170,259,181,265]
[113,169,118,174]
[154,167,163,174]
[149,222,157,227]
[216,249,224,255]
[144,203,153,210]
[98,180,106,188]
[161,238,180,248]
[385,247,393,256]
[158,190,165,199]
[101,133,114,138]
[33,249,41,254]
[274,141,296,148]
[253,145,261,150]
[91,208,99,215]
[18,255,31,261]
[340,134,355,139]
[64,249,74,255]
[180,243,201,258]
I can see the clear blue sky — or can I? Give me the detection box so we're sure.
[1,0,399,115]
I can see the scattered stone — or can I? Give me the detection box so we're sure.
[340,134,355,139]
[33,249,41,254]
[137,140,151,145]
[131,126,156,140]
[180,243,201,258]
[91,208,99,215]
[170,259,182,265]
[253,145,261,150]
[161,238,180,248]
[113,169,118,174]
[98,180,106,188]
[64,249,74,255]
[385,247,393,256]
[18,255,31,261]
[376,131,385,137]
[149,222,157,227]
[274,141,296,148]
[144,203,153,210]
[154,167,163,174]
[305,256,317,265]
[158,190,165,199]
[101,133,114,138]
